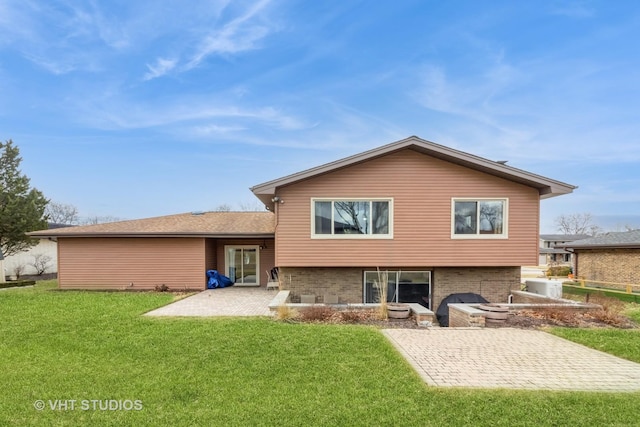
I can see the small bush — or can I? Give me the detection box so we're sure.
[154,284,169,292]
[340,309,369,323]
[547,266,572,277]
[275,305,298,321]
[538,307,579,324]
[298,305,335,322]
[587,293,631,327]
[0,280,36,289]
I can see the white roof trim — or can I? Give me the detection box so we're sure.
[251,136,576,203]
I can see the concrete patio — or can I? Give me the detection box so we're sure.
[145,287,275,317]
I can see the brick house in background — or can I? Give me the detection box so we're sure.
[563,230,640,285]
[30,136,575,311]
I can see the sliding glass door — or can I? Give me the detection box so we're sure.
[225,246,259,286]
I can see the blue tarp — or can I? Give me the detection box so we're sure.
[206,270,235,289]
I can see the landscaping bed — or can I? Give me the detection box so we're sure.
[505,308,638,329]
[276,304,423,328]
[278,296,639,330]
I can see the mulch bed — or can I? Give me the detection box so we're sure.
[504,309,638,329]
[287,305,638,330]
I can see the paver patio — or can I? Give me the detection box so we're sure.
[145,287,275,317]
[383,328,640,392]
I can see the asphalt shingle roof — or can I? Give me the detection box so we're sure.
[540,234,589,241]
[563,230,640,249]
[29,211,275,237]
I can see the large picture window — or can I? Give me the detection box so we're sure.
[452,198,507,238]
[363,271,431,308]
[312,199,392,238]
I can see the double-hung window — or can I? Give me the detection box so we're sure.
[452,198,508,238]
[312,199,392,238]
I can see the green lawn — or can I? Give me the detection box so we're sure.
[1,281,639,426]
[549,304,640,364]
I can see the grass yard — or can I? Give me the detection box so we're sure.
[549,304,640,364]
[1,281,639,426]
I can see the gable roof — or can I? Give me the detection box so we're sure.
[563,230,640,249]
[251,136,576,206]
[28,211,275,238]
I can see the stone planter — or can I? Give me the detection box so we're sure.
[387,303,411,319]
[477,304,509,326]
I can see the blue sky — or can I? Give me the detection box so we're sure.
[1,0,639,232]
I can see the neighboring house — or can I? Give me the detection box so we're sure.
[539,234,589,265]
[30,136,575,311]
[3,223,69,279]
[562,230,640,285]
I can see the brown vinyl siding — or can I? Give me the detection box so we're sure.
[205,239,218,272]
[275,149,540,267]
[57,237,205,290]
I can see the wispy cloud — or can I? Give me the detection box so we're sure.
[0,1,131,74]
[142,0,276,80]
[74,92,311,137]
[549,1,596,19]
[143,58,178,81]
[188,0,272,64]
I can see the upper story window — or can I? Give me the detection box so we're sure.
[312,199,393,238]
[452,198,508,238]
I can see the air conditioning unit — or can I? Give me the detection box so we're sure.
[525,279,563,299]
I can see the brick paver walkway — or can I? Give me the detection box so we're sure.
[145,287,275,317]
[383,328,640,392]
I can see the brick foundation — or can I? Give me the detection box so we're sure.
[432,267,520,313]
[277,267,364,303]
[278,266,521,306]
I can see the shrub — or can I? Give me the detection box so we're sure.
[298,305,335,322]
[0,280,36,289]
[154,284,169,292]
[586,293,631,327]
[340,309,369,323]
[275,305,298,321]
[538,307,579,325]
[547,266,572,277]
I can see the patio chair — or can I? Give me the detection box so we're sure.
[266,268,279,291]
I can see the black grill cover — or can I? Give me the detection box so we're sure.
[436,293,489,327]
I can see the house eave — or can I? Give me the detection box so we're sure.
[570,244,640,250]
[28,232,276,239]
[250,136,576,200]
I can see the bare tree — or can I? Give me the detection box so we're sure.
[80,215,122,225]
[334,201,367,234]
[554,213,601,236]
[214,204,233,212]
[13,263,25,279]
[30,253,52,275]
[238,201,265,212]
[45,202,79,225]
